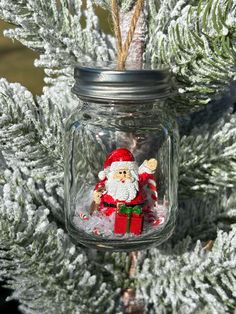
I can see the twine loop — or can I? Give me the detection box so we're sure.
[112,0,145,70]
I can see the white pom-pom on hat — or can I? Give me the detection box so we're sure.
[98,170,106,180]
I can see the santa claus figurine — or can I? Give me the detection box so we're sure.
[91,148,158,217]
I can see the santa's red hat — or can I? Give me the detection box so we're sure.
[98,148,136,180]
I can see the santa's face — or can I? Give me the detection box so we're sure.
[113,167,132,182]
[106,166,139,202]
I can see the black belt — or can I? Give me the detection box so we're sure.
[103,202,145,208]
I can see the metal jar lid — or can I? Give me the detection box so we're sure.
[72,65,171,103]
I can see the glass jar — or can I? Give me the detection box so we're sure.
[64,66,179,251]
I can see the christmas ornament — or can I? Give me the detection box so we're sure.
[64,65,179,251]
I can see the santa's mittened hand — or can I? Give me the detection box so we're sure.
[93,191,102,204]
[144,158,158,171]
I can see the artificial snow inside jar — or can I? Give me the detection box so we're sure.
[64,65,179,251]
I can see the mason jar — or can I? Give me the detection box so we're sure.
[64,66,179,251]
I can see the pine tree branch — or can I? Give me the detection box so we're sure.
[147,0,236,113]
[0,169,122,314]
[0,0,115,81]
[0,79,71,220]
[179,104,236,198]
[136,228,236,313]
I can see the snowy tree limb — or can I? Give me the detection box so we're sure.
[147,0,236,113]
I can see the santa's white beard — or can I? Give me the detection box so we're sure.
[106,176,139,202]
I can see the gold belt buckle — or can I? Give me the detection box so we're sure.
[116,202,124,211]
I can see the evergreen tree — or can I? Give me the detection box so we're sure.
[0,0,236,313]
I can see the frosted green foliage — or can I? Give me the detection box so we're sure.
[0,0,115,83]
[120,0,136,11]
[147,0,236,112]
[0,79,74,220]
[0,169,122,314]
[0,0,236,313]
[175,97,236,243]
[174,185,236,247]
[136,227,236,314]
[179,104,236,198]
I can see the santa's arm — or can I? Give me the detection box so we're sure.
[139,158,158,176]
[93,180,106,202]
[139,159,158,204]
[89,180,106,215]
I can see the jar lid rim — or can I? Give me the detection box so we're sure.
[75,65,169,73]
[72,65,172,103]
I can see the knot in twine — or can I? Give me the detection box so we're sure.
[112,0,145,70]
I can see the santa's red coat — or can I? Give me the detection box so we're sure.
[95,172,155,216]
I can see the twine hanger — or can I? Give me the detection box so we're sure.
[111,0,145,70]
